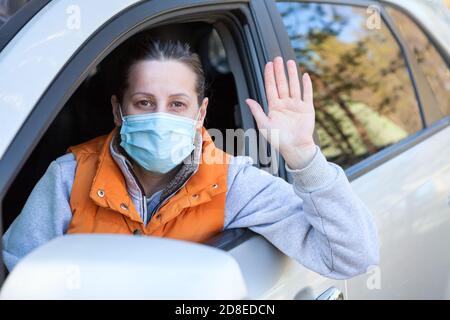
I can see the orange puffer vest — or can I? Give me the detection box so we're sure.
[66,127,231,243]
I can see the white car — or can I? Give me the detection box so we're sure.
[0,0,449,299]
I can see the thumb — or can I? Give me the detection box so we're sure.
[245,98,268,129]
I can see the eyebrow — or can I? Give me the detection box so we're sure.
[131,92,191,100]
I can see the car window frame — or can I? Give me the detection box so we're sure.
[382,1,450,125]
[0,0,277,287]
[266,0,450,182]
[382,1,450,69]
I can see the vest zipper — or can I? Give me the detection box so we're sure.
[127,166,148,226]
[110,135,149,226]
[149,164,200,223]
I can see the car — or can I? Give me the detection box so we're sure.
[0,0,449,299]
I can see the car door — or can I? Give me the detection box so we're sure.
[1,0,328,299]
[4,0,447,300]
[267,0,450,299]
[0,0,261,287]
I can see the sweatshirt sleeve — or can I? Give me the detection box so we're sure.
[2,153,76,272]
[224,145,380,280]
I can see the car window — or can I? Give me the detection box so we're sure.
[0,0,31,27]
[385,5,450,121]
[275,2,423,170]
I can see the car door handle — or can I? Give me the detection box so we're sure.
[316,287,344,300]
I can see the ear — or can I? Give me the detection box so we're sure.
[111,95,122,127]
[195,97,208,130]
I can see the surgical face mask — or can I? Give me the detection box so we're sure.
[118,105,200,174]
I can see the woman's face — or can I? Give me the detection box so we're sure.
[111,59,208,129]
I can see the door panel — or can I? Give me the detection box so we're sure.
[347,125,450,299]
[266,0,422,299]
[228,235,347,299]
[266,0,450,299]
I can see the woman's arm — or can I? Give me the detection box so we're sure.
[227,56,379,279]
[2,153,76,272]
[224,146,379,280]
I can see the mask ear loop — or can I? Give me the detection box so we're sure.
[193,108,202,142]
[118,104,125,121]
[195,108,202,124]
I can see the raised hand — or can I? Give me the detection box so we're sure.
[245,56,317,170]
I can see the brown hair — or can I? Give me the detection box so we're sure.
[108,33,207,106]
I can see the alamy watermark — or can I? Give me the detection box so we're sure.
[366,5,382,30]
[66,4,81,30]
[178,128,282,176]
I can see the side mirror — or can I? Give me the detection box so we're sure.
[0,234,247,299]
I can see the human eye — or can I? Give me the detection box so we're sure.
[136,100,153,109]
[171,101,186,108]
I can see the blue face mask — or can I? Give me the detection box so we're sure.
[118,105,200,174]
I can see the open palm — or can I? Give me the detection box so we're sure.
[245,56,316,159]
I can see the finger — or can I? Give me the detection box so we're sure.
[287,60,301,99]
[302,72,313,105]
[245,98,269,129]
[273,56,290,99]
[264,61,279,104]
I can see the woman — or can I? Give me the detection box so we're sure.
[2,34,379,279]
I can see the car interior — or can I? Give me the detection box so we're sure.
[2,21,243,234]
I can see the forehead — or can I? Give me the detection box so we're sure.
[127,60,197,96]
